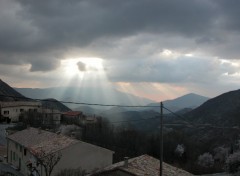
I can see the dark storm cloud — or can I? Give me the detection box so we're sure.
[0,0,240,73]
[17,0,216,40]
[215,0,240,32]
[29,58,60,72]
[105,56,240,84]
[0,0,217,52]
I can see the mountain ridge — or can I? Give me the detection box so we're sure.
[0,79,71,111]
[145,93,209,113]
[0,79,26,101]
[41,98,71,112]
[186,89,240,126]
[15,87,155,109]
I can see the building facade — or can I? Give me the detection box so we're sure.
[0,101,41,122]
[7,127,113,176]
[41,108,61,125]
[62,111,100,125]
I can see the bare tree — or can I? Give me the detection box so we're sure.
[27,148,62,176]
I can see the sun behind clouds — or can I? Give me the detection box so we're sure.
[61,57,104,77]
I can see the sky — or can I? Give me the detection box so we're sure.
[1,0,240,102]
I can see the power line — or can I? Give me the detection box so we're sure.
[0,94,159,108]
[110,116,159,124]
[163,105,240,130]
[163,106,196,127]
[1,94,240,130]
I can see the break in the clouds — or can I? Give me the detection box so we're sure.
[77,62,87,72]
[1,0,240,99]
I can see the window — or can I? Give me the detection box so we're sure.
[20,146,22,152]
[3,111,9,115]
[24,148,27,156]
[19,158,21,170]
[13,152,15,161]
[20,109,24,112]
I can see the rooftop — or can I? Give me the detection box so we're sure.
[0,101,41,107]
[92,154,194,176]
[7,127,79,156]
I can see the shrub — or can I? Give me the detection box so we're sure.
[198,152,214,168]
[226,151,240,173]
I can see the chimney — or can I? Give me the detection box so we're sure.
[124,157,129,168]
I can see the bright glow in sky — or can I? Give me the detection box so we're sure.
[61,58,104,78]
[1,0,240,102]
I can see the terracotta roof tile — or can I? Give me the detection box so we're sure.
[92,154,194,176]
[7,127,78,155]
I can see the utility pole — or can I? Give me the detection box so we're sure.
[0,104,1,122]
[160,102,163,176]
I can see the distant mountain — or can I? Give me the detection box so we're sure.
[0,79,27,101]
[145,93,209,113]
[41,98,71,112]
[100,109,160,131]
[0,79,70,111]
[101,107,128,114]
[163,89,240,160]
[175,108,193,115]
[186,89,240,126]
[15,87,155,109]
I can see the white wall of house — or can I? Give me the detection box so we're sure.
[7,138,113,176]
[52,141,113,175]
[0,101,41,122]
[7,139,33,175]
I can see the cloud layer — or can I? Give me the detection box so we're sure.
[1,0,240,99]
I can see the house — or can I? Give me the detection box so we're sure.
[62,111,100,126]
[0,101,41,122]
[6,127,114,176]
[62,111,85,124]
[41,108,61,125]
[90,154,194,176]
[0,101,62,125]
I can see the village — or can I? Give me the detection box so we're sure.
[0,96,198,176]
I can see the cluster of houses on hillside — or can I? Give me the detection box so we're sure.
[0,100,99,126]
[0,100,194,175]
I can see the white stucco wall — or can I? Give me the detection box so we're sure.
[8,138,113,176]
[52,141,113,175]
[1,101,41,122]
[7,139,34,175]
